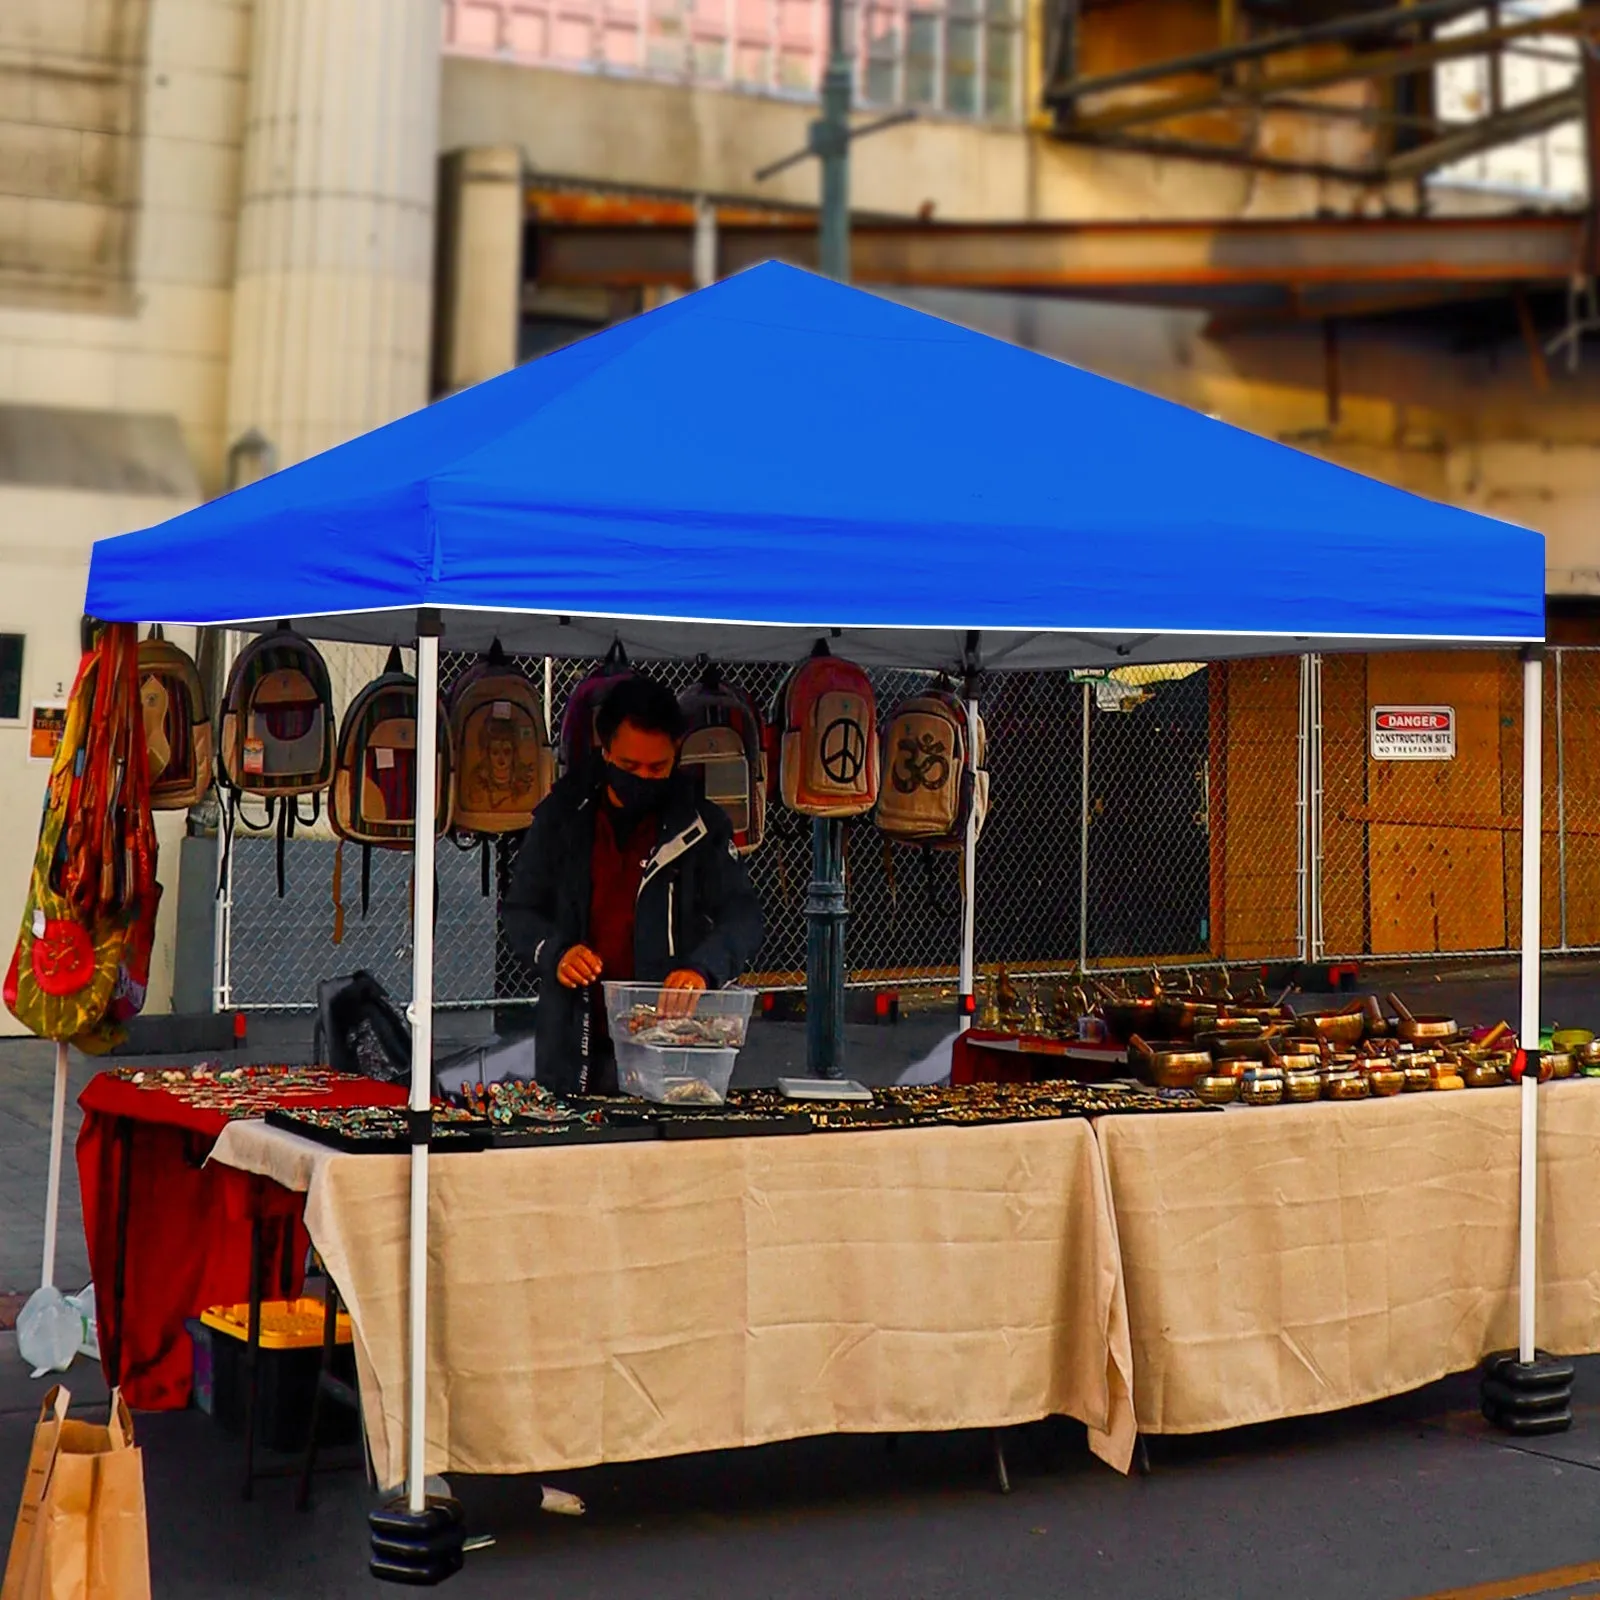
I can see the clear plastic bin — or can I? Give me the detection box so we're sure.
[604,983,757,1106]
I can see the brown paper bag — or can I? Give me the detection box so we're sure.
[2,1386,151,1600]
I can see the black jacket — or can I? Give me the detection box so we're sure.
[501,764,764,1095]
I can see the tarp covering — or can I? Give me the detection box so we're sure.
[85,262,1544,668]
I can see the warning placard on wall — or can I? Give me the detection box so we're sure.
[1370,705,1455,761]
[28,703,66,763]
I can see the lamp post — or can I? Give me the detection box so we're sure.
[813,0,852,282]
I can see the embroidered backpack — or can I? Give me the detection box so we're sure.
[138,627,212,811]
[558,639,632,776]
[876,684,988,846]
[678,663,767,854]
[330,650,454,930]
[217,624,336,895]
[447,643,552,836]
[773,643,879,818]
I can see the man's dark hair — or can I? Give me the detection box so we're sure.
[596,673,687,747]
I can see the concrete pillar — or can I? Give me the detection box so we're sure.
[436,146,524,392]
[227,0,442,467]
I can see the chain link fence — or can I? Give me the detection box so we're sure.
[217,642,1600,1012]
[218,646,1312,1011]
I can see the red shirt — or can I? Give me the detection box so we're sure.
[590,806,654,987]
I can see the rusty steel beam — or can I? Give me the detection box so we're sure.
[528,214,1586,297]
[1384,85,1580,179]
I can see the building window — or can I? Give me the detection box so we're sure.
[0,635,22,721]
[1432,0,1583,201]
[442,0,1023,122]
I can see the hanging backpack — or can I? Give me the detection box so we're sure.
[678,663,767,854]
[138,627,212,811]
[330,650,454,931]
[773,642,880,818]
[217,624,336,896]
[5,624,160,1053]
[448,642,552,835]
[558,639,632,776]
[876,684,989,846]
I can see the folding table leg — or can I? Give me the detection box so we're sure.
[242,1214,264,1501]
[296,1280,342,1511]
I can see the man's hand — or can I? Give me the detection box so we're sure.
[557,944,604,988]
[659,969,707,1017]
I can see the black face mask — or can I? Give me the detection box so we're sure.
[604,762,671,821]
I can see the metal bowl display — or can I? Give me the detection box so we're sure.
[1294,1010,1366,1048]
[1323,1071,1370,1102]
[1366,1066,1405,1098]
[1235,1068,1286,1107]
[1129,1037,1214,1090]
[1284,1069,1323,1103]
[1194,1074,1240,1105]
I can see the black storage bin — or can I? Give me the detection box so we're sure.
[187,1314,360,1454]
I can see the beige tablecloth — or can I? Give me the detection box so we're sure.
[211,1117,1137,1486]
[1097,1080,1600,1436]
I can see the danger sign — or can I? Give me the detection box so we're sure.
[1370,705,1455,761]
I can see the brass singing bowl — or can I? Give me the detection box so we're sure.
[1284,1070,1324,1103]
[1402,1064,1434,1093]
[1240,1077,1285,1107]
[1194,1074,1240,1105]
[1366,1066,1405,1098]
[1546,1051,1575,1080]
[1551,1028,1593,1053]
[1461,1061,1507,1089]
[1323,1071,1370,1101]
[1129,1036,1214,1089]
[1294,1011,1367,1048]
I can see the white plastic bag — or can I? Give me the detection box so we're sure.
[16,1285,81,1378]
[65,1283,99,1360]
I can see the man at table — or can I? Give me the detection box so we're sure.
[502,674,764,1095]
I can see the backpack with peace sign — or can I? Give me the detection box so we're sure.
[774,642,879,819]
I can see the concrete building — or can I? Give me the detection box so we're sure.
[2,0,1598,1027]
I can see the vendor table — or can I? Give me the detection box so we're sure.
[210,1116,1138,1486]
[77,1070,407,1409]
[1097,1080,1600,1436]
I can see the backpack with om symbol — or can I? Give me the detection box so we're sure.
[773,642,879,819]
[875,684,989,846]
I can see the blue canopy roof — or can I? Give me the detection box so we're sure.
[86,261,1543,670]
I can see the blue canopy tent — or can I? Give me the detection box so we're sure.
[82,262,1548,1545]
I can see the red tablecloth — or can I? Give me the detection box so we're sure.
[77,1068,407,1410]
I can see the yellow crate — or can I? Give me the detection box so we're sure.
[200,1297,351,1350]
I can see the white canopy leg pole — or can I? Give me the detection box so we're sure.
[1518,645,1543,1367]
[40,1040,69,1289]
[407,622,441,1514]
[958,697,979,1030]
